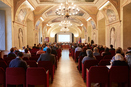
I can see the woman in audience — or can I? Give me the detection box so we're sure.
[112,54,128,66]
[7,47,17,57]
[110,47,125,64]
[82,49,96,64]
[23,48,31,58]
[101,47,111,57]
[125,53,131,67]
[93,47,100,56]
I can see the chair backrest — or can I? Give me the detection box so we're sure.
[38,61,53,72]
[6,67,26,87]
[0,67,5,86]
[86,66,108,87]
[82,60,98,81]
[103,55,113,59]
[3,57,15,63]
[0,60,7,70]
[23,57,29,61]
[26,60,37,67]
[109,66,129,86]
[109,50,115,56]
[98,59,111,66]
[78,56,84,71]
[95,56,103,62]
[26,67,49,87]
[74,51,81,62]
[38,61,55,82]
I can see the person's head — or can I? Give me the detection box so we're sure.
[34,44,36,46]
[27,45,29,48]
[110,45,113,48]
[46,48,51,53]
[10,47,15,52]
[22,46,25,50]
[105,47,109,53]
[86,49,93,57]
[115,54,124,61]
[17,52,24,58]
[127,47,131,51]
[24,48,28,53]
[93,47,99,53]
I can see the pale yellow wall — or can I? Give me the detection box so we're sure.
[27,19,34,46]
[123,3,131,49]
[87,25,91,43]
[98,18,105,45]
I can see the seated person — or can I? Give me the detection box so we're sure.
[110,47,125,64]
[101,47,111,57]
[93,47,100,56]
[110,45,115,50]
[7,47,17,58]
[9,52,28,70]
[125,53,131,67]
[126,47,131,54]
[79,47,87,58]
[75,44,82,53]
[32,44,37,49]
[37,48,56,65]
[21,46,25,52]
[36,47,45,55]
[82,49,96,64]
[23,48,31,58]
[112,54,128,66]
[27,45,31,50]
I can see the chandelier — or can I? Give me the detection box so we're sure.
[60,26,69,31]
[55,1,80,18]
[59,20,72,27]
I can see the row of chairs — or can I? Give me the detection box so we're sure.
[78,55,112,72]
[86,66,129,87]
[0,67,49,87]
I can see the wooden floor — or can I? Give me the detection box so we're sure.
[50,49,86,87]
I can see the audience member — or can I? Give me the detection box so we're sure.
[126,47,131,54]
[93,47,100,56]
[125,53,131,67]
[101,47,111,57]
[75,44,82,53]
[32,44,37,49]
[36,47,45,55]
[112,54,128,66]
[79,47,87,58]
[43,44,49,51]
[7,47,17,58]
[110,45,115,50]
[82,49,96,64]
[9,52,28,70]
[23,48,31,58]
[110,47,125,64]
[21,46,25,52]
[37,48,56,64]
[27,45,31,50]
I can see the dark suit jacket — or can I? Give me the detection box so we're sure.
[7,52,16,58]
[37,53,56,64]
[9,58,28,70]
[112,60,128,66]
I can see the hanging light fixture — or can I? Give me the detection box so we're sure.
[60,26,69,31]
[59,20,72,27]
[55,0,80,18]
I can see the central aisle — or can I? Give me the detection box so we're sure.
[50,49,86,87]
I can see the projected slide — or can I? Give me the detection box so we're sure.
[58,35,70,42]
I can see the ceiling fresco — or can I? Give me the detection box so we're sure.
[51,17,82,24]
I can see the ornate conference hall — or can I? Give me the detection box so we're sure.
[0,0,131,87]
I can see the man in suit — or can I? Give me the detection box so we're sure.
[9,52,28,70]
[37,48,56,64]
[126,47,131,54]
